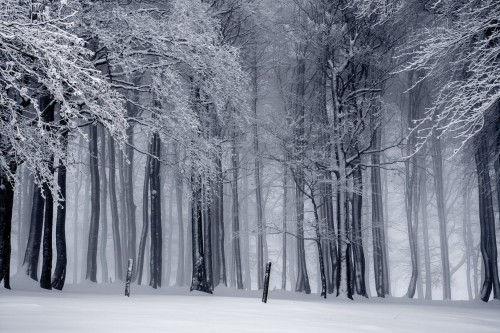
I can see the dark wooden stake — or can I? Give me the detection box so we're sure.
[125,258,133,297]
[262,262,272,303]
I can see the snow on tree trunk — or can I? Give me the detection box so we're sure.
[98,125,109,283]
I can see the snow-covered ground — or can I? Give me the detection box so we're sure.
[1,281,499,332]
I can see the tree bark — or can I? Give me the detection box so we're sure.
[190,174,211,293]
[51,124,68,290]
[475,133,500,301]
[431,135,451,299]
[86,123,100,282]
[231,134,243,289]
[98,125,109,283]
[108,136,123,281]
[0,163,16,289]
[173,143,185,286]
[149,133,162,289]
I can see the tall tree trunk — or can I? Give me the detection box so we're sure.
[252,53,266,290]
[475,133,500,301]
[282,164,288,290]
[86,124,100,282]
[173,143,185,286]
[371,127,390,297]
[164,172,173,287]
[0,163,17,289]
[125,126,137,279]
[420,158,432,300]
[463,191,473,300]
[137,145,151,285]
[231,134,243,289]
[242,166,251,289]
[190,174,211,293]
[40,161,54,290]
[24,183,44,280]
[149,133,162,289]
[431,135,451,299]
[203,181,213,290]
[351,165,367,297]
[99,125,109,283]
[108,136,123,281]
[52,122,68,290]
[118,150,128,275]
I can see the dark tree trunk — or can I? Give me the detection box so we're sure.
[173,143,185,286]
[475,133,500,301]
[99,125,109,283]
[293,54,310,295]
[431,135,451,299]
[351,166,367,297]
[420,157,432,300]
[24,183,44,280]
[0,164,16,289]
[216,153,226,286]
[190,174,211,293]
[136,144,151,285]
[231,134,243,289]
[40,163,54,290]
[108,136,123,281]
[51,124,68,290]
[251,52,266,290]
[203,182,213,290]
[86,124,100,282]
[149,133,162,289]
[371,127,390,297]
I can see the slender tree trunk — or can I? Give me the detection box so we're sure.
[173,143,185,286]
[463,191,473,300]
[203,181,213,290]
[137,144,151,285]
[242,166,251,289]
[420,158,432,300]
[431,135,451,299]
[231,134,243,289]
[351,166,367,297]
[149,133,162,289]
[371,127,390,297]
[108,136,123,281]
[118,150,128,275]
[40,161,54,290]
[86,124,100,282]
[165,177,173,287]
[311,193,327,298]
[252,53,266,290]
[52,124,68,290]
[99,125,109,283]
[282,164,288,290]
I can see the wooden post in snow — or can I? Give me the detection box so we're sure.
[125,258,133,297]
[262,262,272,303]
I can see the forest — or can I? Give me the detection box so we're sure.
[0,0,500,330]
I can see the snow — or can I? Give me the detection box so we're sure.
[1,281,500,332]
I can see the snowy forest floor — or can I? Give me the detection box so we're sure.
[1,280,500,332]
